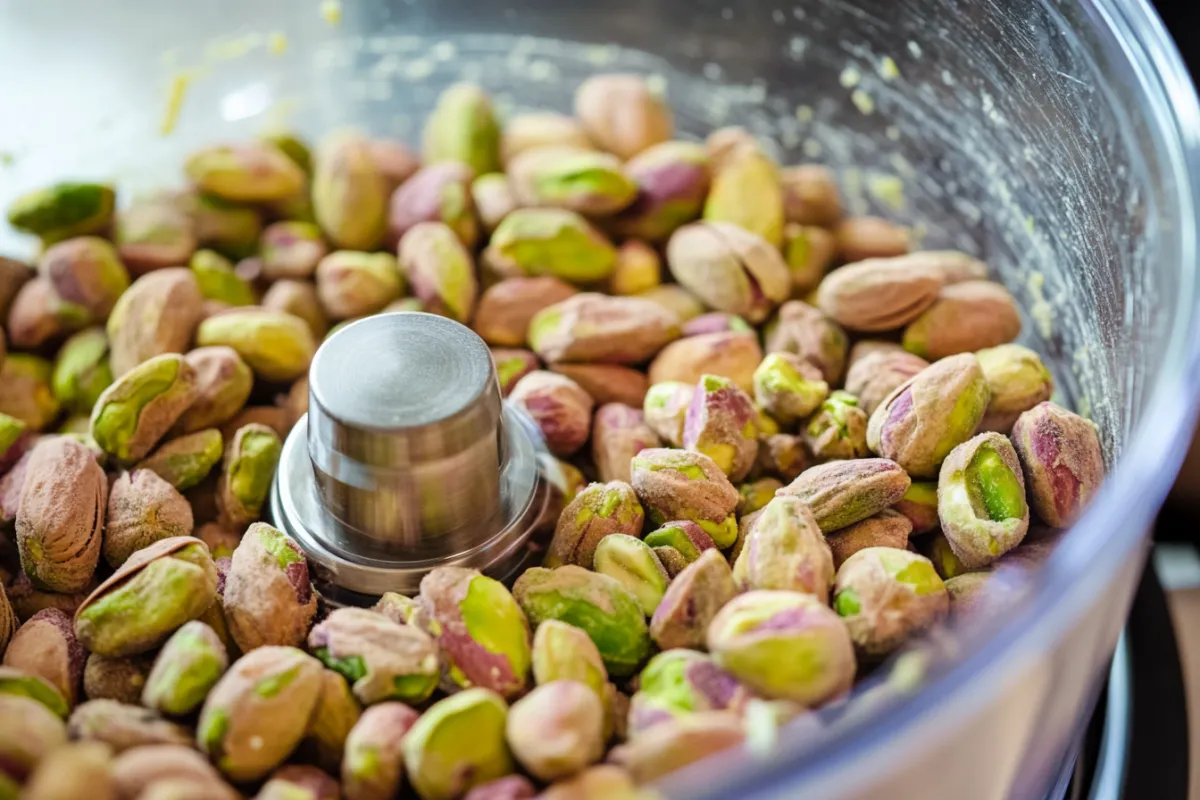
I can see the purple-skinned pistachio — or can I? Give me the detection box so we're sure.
[472,173,518,236]
[844,348,929,416]
[508,371,594,458]
[732,495,834,601]
[2,609,85,708]
[463,775,536,800]
[591,534,668,616]
[473,276,578,348]
[114,200,199,277]
[1010,402,1104,528]
[387,162,478,250]
[751,432,809,483]
[399,221,479,324]
[752,352,829,425]
[259,221,329,281]
[649,549,737,651]
[737,477,782,516]
[508,145,637,216]
[630,448,739,548]
[104,469,194,567]
[643,520,715,565]
[628,649,753,737]
[37,236,130,322]
[608,713,745,785]
[762,300,848,385]
[221,523,318,652]
[610,141,711,242]
[778,458,911,532]
[545,481,644,568]
[506,680,606,782]
[805,391,869,461]
[937,432,1031,568]
[681,312,753,338]
[591,403,662,485]
[186,142,306,203]
[682,374,759,482]
[341,702,419,800]
[309,608,439,705]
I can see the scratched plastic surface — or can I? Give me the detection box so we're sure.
[2,0,1199,797]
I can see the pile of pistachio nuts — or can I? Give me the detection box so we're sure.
[0,73,1105,799]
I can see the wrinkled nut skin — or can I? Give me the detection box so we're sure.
[592,404,662,485]
[109,744,235,800]
[631,650,752,737]
[423,83,502,176]
[784,222,838,295]
[106,268,204,378]
[703,147,785,248]
[136,429,224,492]
[472,173,519,236]
[0,355,61,431]
[491,348,540,397]
[224,522,317,651]
[650,548,737,651]
[508,145,637,216]
[977,345,1055,434]
[483,208,616,285]
[2,609,85,708]
[894,480,940,535]
[215,424,282,528]
[778,458,911,533]
[67,699,193,753]
[546,481,645,568]
[753,352,829,425]
[826,509,913,569]
[866,353,991,479]
[763,300,849,385]
[630,448,740,548]
[667,222,791,323]
[6,278,69,351]
[592,534,669,616]
[649,331,763,395]
[260,221,329,281]
[38,236,130,322]
[531,619,608,700]
[82,652,154,704]
[418,567,532,699]
[682,374,759,481]
[844,349,929,416]
[514,566,651,678]
[185,143,306,203]
[262,279,330,340]
[403,688,514,800]
[311,132,389,251]
[902,280,1022,359]
[642,381,692,447]
[197,646,324,782]
[90,353,199,465]
[387,162,479,250]
[15,437,107,593]
[341,702,419,800]
[781,164,843,227]
[174,346,253,434]
[816,257,941,333]
[708,590,856,706]
[315,251,403,320]
[551,363,649,408]
[833,216,910,263]
[141,620,228,716]
[52,327,114,415]
[474,276,578,347]
[528,292,681,365]
[74,537,218,657]
[0,694,68,782]
[299,668,362,775]
[832,547,949,659]
[611,141,711,243]
[805,391,870,462]
[937,433,1031,568]
[733,495,834,601]
[104,469,194,567]
[508,371,594,458]
[501,112,593,167]
[309,607,439,705]
[1011,402,1104,528]
[507,680,605,782]
[575,74,672,160]
[399,222,478,323]
[610,711,745,784]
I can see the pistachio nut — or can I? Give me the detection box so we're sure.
[591,404,661,485]
[783,222,838,294]
[666,222,790,323]
[90,353,198,465]
[258,765,340,800]
[136,429,224,492]
[0,412,30,472]
[507,680,605,782]
[630,448,739,548]
[927,530,973,580]
[574,74,673,160]
[611,141,711,242]
[680,312,752,338]
[551,363,649,408]
[630,649,752,736]
[833,547,948,659]
[473,276,578,347]
[609,711,745,784]
[260,221,329,281]
[404,692,515,800]
[367,138,420,190]
[833,216,910,263]
[777,458,911,532]
[104,469,194,567]
[341,701,419,800]
[140,620,228,716]
[310,132,389,250]
[817,255,942,333]
[2,572,97,626]
[976,345,1055,434]
[174,346,253,434]
[75,536,218,657]
[16,436,107,593]
[417,566,532,698]
[635,283,707,323]
[196,307,316,382]
[472,173,519,235]
[649,331,762,397]
[643,520,715,564]
[398,222,479,323]
[181,192,264,259]
[0,694,68,782]
[463,775,536,800]
[223,521,316,650]
[642,381,693,447]
[82,652,153,704]
[1010,401,1104,528]
[762,300,848,385]
[843,348,929,416]
[185,143,306,203]
[737,477,782,516]
[262,279,330,340]
[531,620,608,699]
[106,268,204,378]
[732,495,834,600]
[483,208,616,284]
[109,744,235,799]
[0,255,32,320]
[218,405,291,442]
[0,665,69,719]
[387,162,479,250]
[310,607,439,704]
[20,740,114,800]
[113,200,198,276]
[893,480,940,535]
[805,391,869,461]
[6,182,115,245]
[866,353,991,478]
[501,112,593,166]
[315,251,403,320]
[702,147,784,248]
[752,430,812,483]
[529,292,681,364]
[649,548,736,651]
[491,348,540,397]
[38,236,130,321]
[2,609,84,708]
[0,354,61,431]
[826,508,913,569]
[508,146,636,216]
[545,479,645,568]
[299,667,362,775]
[513,566,651,678]
[537,765,640,800]
[197,646,324,782]
[902,280,1021,359]
[781,164,843,227]
[609,242,663,302]
[51,327,114,414]
[507,371,594,458]
[937,432,1031,568]
[68,699,193,753]
[0,588,18,662]
[5,278,73,350]
[752,352,829,425]
[423,83,502,175]
[592,534,669,616]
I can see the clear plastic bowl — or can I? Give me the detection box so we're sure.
[3,0,1199,797]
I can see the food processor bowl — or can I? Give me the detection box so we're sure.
[3,0,1198,797]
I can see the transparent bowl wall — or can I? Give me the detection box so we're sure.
[3,0,1199,797]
